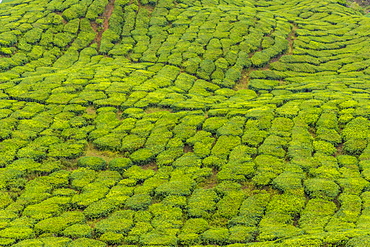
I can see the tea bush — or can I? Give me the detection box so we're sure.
[1,0,370,245]
[77,156,107,171]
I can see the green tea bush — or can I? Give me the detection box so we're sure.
[316,112,338,130]
[316,127,341,144]
[172,153,201,168]
[145,130,172,155]
[213,191,245,219]
[336,174,368,195]
[187,188,219,218]
[156,147,184,166]
[229,193,270,227]
[203,117,228,133]
[11,239,43,247]
[34,216,68,234]
[139,231,178,246]
[270,117,293,136]
[23,28,43,44]
[67,238,106,247]
[109,158,133,173]
[313,140,337,155]
[0,227,34,240]
[272,171,304,194]
[257,195,305,241]
[93,134,122,151]
[77,156,106,171]
[178,233,200,245]
[251,51,271,67]
[53,32,75,48]
[342,117,370,141]
[252,155,285,186]
[275,101,301,118]
[337,155,357,167]
[201,228,229,245]
[123,165,155,182]
[70,168,96,189]
[60,210,86,225]
[162,195,187,209]
[304,178,340,199]
[99,232,123,244]
[121,134,146,152]
[325,194,362,232]
[217,116,245,136]
[242,128,268,147]
[129,148,155,165]
[346,235,370,247]
[84,198,118,219]
[217,161,255,182]
[71,182,109,207]
[155,178,196,196]
[229,225,256,243]
[23,202,61,220]
[95,210,134,234]
[310,154,341,179]
[299,198,337,234]
[149,204,181,228]
[106,184,133,203]
[181,218,209,234]
[125,194,152,210]
[344,139,367,155]
[258,135,288,158]
[288,127,313,159]
[211,135,241,158]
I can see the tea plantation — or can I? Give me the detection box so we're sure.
[0,0,370,246]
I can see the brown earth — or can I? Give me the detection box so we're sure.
[92,0,116,51]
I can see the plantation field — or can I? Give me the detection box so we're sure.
[1,0,370,246]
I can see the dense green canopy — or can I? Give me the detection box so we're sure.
[0,0,370,246]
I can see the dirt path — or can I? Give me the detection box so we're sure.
[233,23,297,91]
[93,0,116,51]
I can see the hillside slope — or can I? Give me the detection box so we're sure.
[1,0,370,246]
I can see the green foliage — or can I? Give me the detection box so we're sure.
[62,224,92,238]
[84,198,118,219]
[299,198,337,234]
[304,179,340,199]
[129,148,154,165]
[67,238,106,247]
[156,178,196,196]
[34,217,69,234]
[229,193,270,227]
[347,235,370,247]
[77,156,107,171]
[272,171,304,194]
[95,210,134,234]
[139,231,178,246]
[123,165,155,181]
[187,189,219,218]
[214,191,245,219]
[0,227,34,240]
[70,168,96,189]
[252,155,285,186]
[109,158,133,173]
[212,135,241,158]
[1,0,370,245]
[23,202,61,220]
[202,228,229,245]
[182,218,209,234]
[125,194,152,210]
[313,140,337,155]
[121,134,146,152]
[71,182,109,207]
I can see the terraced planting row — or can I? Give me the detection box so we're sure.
[1,0,370,246]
